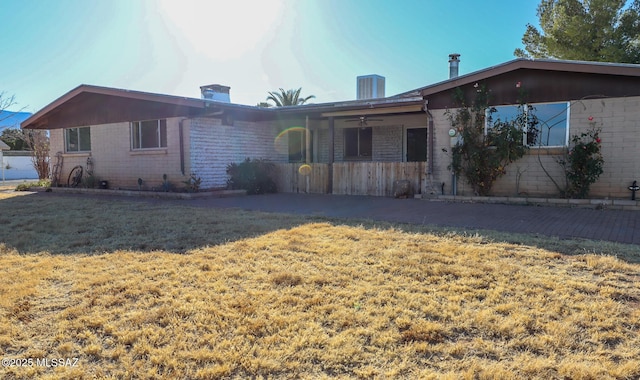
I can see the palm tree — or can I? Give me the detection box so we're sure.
[265,88,315,107]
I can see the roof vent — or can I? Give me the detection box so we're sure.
[200,84,231,102]
[449,54,460,79]
[357,75,385,100]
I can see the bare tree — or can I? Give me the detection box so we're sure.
[0,92,19,123]
[0,92,49,179]
[25,130,50,180]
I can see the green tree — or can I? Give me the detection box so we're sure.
[0,128,29,150]
[264,88,315,107]
[515,0,640,63]
[0,93,30,150]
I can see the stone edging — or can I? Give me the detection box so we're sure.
[433,195,640,211]
[37,187,247,199]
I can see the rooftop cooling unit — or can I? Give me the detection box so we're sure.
[356,75,385,100]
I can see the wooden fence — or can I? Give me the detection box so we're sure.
[274,163,329,194]
[273,162,427,196]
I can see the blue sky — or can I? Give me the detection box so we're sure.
[0,0,539,113]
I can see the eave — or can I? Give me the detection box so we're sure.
[420,59,640,98]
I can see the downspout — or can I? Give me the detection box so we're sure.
[424,100,434,176]
[448,53,460,196]
[179,119,187,175]
[423,100,435,196]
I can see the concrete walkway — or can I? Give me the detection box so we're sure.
[180,193,639,245]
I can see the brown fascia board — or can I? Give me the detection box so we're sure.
[22,84,213,129]
[419,58,640,98]
[21,84,279,129]
[22,83,426,129]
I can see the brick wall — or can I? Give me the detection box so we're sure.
[372,125,403,161]
[50,119,185,190]
[188,118,287,189]
[431,96,640,199]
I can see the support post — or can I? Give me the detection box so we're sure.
[305,116,311,193]
[328,116,334,194]
[305,115,311,164]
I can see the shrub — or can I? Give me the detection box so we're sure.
[226,158,277,195]
[82,174,101,189]
[447,86,530,196]
[557,128,604,198]
[14,179,51,191]
[183,173,202,193]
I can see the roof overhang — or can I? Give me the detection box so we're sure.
[21,85,273,130]
[420,59,640,108]
[22,85,426,129]
[420,58,640,98]
[22,85,207,129]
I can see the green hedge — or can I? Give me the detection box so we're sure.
[226,158,277,195]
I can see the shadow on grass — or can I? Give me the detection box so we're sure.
[0,193,321,255]
[1,192,639,263]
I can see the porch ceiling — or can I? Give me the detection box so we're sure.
[320,104,424,117]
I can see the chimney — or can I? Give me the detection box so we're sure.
[448,53,460,79]
[357,74,385,100]
[200,84,231,102]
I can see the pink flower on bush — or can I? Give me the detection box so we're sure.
[596,138,601,143]
[588,116,594,121]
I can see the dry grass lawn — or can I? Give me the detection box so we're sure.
[0,191,639,379]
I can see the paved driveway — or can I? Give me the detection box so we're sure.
[182,193,639,245]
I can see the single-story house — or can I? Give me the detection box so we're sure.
[21,57,640,199]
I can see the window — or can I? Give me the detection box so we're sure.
[406,127,427,162]
[288,130,313,163]
[344,127,372,159]
[65,127,91,152]
[487,102,569,147]
[131,119,167,149]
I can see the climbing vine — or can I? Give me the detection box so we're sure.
[556,127,604,198]
[446,86,531,196]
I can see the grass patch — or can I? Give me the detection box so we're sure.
[0,193,639,378]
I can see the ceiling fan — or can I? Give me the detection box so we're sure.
[345,116,383,127]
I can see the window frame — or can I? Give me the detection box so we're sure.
[130,119,167,150]
[485,101,570,148]
[405,126,428,162]
[64,126,91,153]
[343,127,372,160]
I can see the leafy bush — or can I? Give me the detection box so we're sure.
[183,173,202,193]
[82,174,101,189]
[15,179,51,191]
[447,86,529,196]
[557,128,604,198]
[226,158,277,195]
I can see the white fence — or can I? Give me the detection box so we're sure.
[1,152,38,180]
